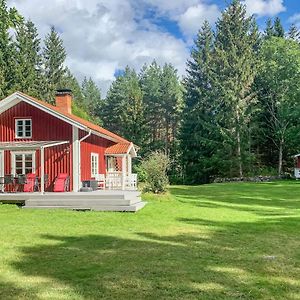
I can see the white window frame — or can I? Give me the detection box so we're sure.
[15,118,32,139]
[11,151,36,176]
[91,153,99,178]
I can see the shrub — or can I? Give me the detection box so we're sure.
[141,151,170,193]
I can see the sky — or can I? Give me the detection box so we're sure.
[7,0,300,95]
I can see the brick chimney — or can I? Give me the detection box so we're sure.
[55,89,72,114]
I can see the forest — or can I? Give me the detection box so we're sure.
[1,0,300,184]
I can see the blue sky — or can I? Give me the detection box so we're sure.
[7,0,300,94]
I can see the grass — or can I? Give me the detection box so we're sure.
[0,181,300,299]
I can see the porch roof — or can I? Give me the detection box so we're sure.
[105,142,137,157]
[0,140,69,151]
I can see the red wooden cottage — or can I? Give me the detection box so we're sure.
[0,90,138,193]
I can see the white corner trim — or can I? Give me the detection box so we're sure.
[72,126,80,192]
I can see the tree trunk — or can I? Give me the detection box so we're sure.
[278,140,283,176]
[237,129,243,178]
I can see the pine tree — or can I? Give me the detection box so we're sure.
[42,26,66,103]
[273,17,285,38]
[14,20,42,97]
[140,61,164,149]
[288,24,300,41]
[213,0,258,177]
[160,63,183,154]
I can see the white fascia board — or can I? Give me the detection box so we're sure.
[0,92,86,131]
[126,143,137,157]
[90,129,121,144]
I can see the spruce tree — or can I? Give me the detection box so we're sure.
[81,77,102,121]
[273,17,285,38]
[181,21,220,183]
[264,18,275,39]
[288,24,300,41]
[0,0,21,97]
[14,20,42,97]
[160,63,183,154]
[102,67,145,145]
[213,0,258,177]
[42,26,66,103]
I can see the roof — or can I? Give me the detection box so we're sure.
[105,142,137,157]
[0,141,69,151]
[0,92,130,144]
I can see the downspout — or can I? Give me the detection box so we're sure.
[79,129,92,143]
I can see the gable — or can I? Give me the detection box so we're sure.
[0,101,72,142]
[0,92,130,144]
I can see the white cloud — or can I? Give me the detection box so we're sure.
[289,13,300,26]
[8,0,189,95]
[139,0,221,39]
[178,4,220,38]
[243,0,286,17]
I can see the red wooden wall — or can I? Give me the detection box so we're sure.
[80,129,114,181]
[0,101,73,191]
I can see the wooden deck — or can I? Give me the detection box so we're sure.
[0,190,146,212]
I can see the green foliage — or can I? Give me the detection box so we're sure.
[102,67,145,145]
[140,151,170,193]
[0,0,22,97]
[256,37,300,174]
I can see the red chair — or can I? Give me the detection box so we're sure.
[54,174,70,192]
[23,173,37,192]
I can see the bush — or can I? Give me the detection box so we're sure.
[140,151,170,193]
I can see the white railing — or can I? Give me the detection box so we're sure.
[96,173,137,190]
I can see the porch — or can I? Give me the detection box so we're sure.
[0,190,146,212]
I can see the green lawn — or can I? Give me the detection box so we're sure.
[1,181,300,299]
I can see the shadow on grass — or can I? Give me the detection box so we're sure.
[9,216,300,299]
[0,277,33,300]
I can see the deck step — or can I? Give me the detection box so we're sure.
[22,201,147,212]
[24,197,141,207]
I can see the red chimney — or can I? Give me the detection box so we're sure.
[55,89,72,114]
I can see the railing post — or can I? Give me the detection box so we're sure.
[122,156,126,190]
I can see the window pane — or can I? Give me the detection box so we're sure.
[25,131,31,137]
[25,154,32,160]
[17,120,23,126]
[25,120,31,126]
[25,168,32,174]
[25,162,32,168]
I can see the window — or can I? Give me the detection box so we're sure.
[91,153,99,177]
[15,119,32,138]
[12,152,35,175]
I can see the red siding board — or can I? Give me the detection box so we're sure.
[0,102,73,191]
[80,130,114,181]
